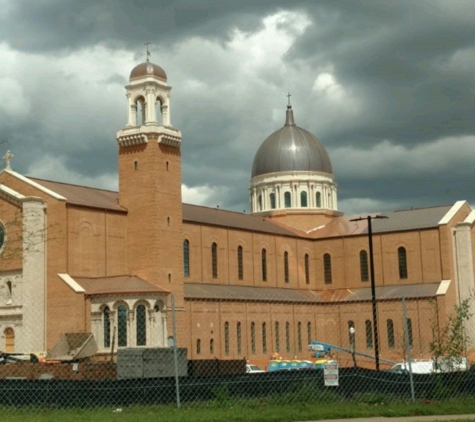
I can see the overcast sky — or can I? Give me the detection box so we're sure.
[1,0,474,216]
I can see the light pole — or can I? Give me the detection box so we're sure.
[350,214,388,371]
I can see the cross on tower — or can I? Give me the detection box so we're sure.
[287,92,292,106]
[3,150,13,170]
[144,40,151,62]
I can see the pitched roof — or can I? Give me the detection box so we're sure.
[72,275,169,295]
[29,177,125,212]
[27,176,457,238]
[182,203,299,236]
[309,204,454,239]
[184,282,443,303]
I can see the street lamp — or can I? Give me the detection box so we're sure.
[350,214,388,371]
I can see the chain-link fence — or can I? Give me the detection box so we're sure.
[1,291,475,411]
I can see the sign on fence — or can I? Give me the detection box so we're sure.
[323,361,339,386]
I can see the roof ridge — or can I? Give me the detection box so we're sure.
[29,176,118,194]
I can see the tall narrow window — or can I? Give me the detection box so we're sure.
[237,322,242,355]
[258,195,262,211]
[284,191,291,208]
[348,321,355,349]
[136,304,147,346]
[284,251,289,283]
[297,322,302,352]
[316,192,322,207]
[6,281,12,302]
[212,242,218,278]
[286,321,290,353]
[210,338,214,354]
[262,249,267,282]
[262,322,267,354]
[103,306,111,348]
[305,254,310,284]
[183,239,190,277]
[323,253,332,284]
[118,305,128,347]
[365,320,373,349]
[406,318,413,348]
[387,319,395,349]
[300,191,308,207]
[360,250,369,282]
[398,247,408,279]
[307,321,312,344]
[275,321,280,353]
[224,321,229,356]
[251,322,256,355]
[237,246,243,280]
[196,339,201,355]
[270,193,276,209]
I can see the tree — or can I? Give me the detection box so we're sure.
[429,297,472,372]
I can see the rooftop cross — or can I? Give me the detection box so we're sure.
[3,150,13,170]
[287,92,292,106]
[144,40,151,62]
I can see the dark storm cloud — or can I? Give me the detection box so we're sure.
[1,1,475,216]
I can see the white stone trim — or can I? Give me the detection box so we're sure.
[436,279,451,295]
[438,200,467,225]
[1,170,66,201]
[463,209,475,226]
[0,184,25,207]
[58,273,86,293]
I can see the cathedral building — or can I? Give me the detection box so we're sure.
[0,59,474,368]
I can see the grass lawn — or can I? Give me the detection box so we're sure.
[2,398,475,422]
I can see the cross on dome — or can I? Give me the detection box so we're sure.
[144,40,151,62]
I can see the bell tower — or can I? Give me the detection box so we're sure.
[116,55,184,343]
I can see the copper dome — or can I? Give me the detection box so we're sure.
[129,61,167,81]
[251,106,333,178]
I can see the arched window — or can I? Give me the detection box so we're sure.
[284,191,291,208]
[210,338,214,354]
[360,250,369,282]
[0,223,5,250]
[297,322,302,352]
[348,320,355,348]
[398,247,408,279]
[387,319,395,349]
[135,96,146,125]
[406,318,413,348]
[251,322,256,355]
[258,194,262,211]
[275,321,280,353]
[316,192,322,207]
[365,320,373,349]
[136,304,147,346]
[4,327,14,353]
[262,248,267,282]
[307,321,312,344]
[103,306,111,348]
[196,339,201,355]
[212,242,218,278]
[305,254,310,284]
[262,322,267,354]
[6,280,12,302]
[323,253,332,284]
[224,321,229,356]
[300,191,308,207]
[286,321,291,353]
[183,239,190,277]
[237,246,243,280]
[118,305,128,347]
[237,322,242,355]
[270,193,276,209]
[284,251,289,283]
